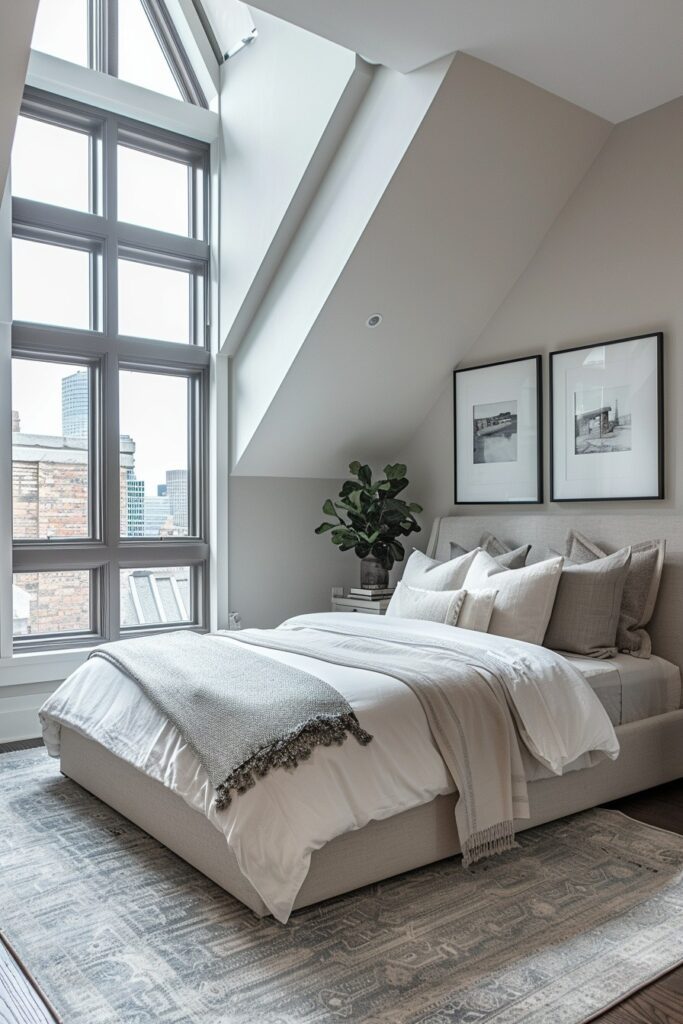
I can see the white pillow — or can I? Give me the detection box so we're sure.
[386,582,465,624]
[457,589,498,633]
[401,548,480,592]
[463,551,564,646]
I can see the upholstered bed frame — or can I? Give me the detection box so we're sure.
[60,514,683,917]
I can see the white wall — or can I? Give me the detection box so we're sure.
[218,7,366,351]
[0,0,38,195]
[402,97,683,535]
[228,476,360,627]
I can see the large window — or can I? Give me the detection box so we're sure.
[31,0,206,107]
[10,89,209,650]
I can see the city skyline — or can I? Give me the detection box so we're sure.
[11,362,188,496]
[12,366,189,539]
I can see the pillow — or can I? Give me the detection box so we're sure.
[450,534,530,570]
[386,582,465,624]
[543,547,632,658]
[401,548,479,592]
[463,551,564,646]
[565,530,665,658]
[457,589,498,633]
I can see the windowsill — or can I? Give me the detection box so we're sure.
[0,645,92,688]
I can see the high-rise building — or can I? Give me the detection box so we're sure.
[119,435,144,537]
[126,474,145,537]
[144,495,172,536]
[165,469,188,533]
[61,371,89,438]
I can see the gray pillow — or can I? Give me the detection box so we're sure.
[565,530,665,658]
[450,532,530,570]
[544,547,631,658]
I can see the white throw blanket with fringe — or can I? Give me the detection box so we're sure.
[226,616,620,866]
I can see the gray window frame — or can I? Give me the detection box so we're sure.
[11,87,210,652]
[88,0,208,108]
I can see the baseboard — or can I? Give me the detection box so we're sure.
[0,682,58,743]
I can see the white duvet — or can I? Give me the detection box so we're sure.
[40,614,619,922]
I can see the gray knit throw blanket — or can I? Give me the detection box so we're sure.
[90,631,372,809]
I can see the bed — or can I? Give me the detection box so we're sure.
[41,513,683,921]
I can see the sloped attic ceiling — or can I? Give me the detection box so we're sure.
[245,0,683,122]
[232,53,611,478]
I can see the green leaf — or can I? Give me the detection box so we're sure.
[383,463,407,481]
[358,464,372,487]
[348,461,361,476]
[408,502,423,513]
[314,522,334,534]
[322,498,336,517]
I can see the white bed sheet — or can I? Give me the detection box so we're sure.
[40,615,625,922]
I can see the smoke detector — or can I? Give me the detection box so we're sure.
[366,314,382,328]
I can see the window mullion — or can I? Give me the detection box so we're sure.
[104,0,119,77]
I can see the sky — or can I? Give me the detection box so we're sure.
[12,361,188,492]
[31,0,182,99]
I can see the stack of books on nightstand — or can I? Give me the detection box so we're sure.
[331,586,396,615]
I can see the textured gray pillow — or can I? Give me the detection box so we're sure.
[544,547,632,658]
[450,533,530,570]
[565,530,665,658]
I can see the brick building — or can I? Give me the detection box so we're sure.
[12,418,134,637]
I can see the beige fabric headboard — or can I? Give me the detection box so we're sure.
[426,514,683,668]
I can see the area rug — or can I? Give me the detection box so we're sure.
[2,750,683,1024]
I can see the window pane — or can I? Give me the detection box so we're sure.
[117,0,183,100]
[12,238,91,329]
[32,0,89,66]
[12,360,91,540]
[120,567,192,627]
[118,258,191,343]
[119,371,189,538]
[12,116,91,212]
[13,571,92,637]
[118,145,190,236]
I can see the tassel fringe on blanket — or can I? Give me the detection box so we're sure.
[215,713,372,810]
[462,820,517,868]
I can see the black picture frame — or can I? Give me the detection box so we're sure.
[453,354,543,505]
[549,332,664,502]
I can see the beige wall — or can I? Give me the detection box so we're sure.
[228,477,360,628]
[402,96,683,537]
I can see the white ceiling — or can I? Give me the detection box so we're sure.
[244,0,683,122]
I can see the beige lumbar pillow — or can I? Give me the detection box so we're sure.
[386,582,465,624]
[463,551,564,646]
[564,531,665,659]
[543,547,632,658]
[386,582,496,633]
[401,548,480,591]
[457,589,498,633]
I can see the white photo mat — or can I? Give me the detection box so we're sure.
[454,356,542,504]
[550,334,663,501]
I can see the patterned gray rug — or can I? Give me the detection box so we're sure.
[1,750,683,1024]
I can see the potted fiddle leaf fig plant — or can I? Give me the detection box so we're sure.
[315,462,423,588]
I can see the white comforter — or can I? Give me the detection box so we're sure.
[40,614,619,922]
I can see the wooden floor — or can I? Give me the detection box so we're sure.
[0,742,681,1023]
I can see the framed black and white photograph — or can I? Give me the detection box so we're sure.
[454,355,542,504]
[550,333,663,501]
